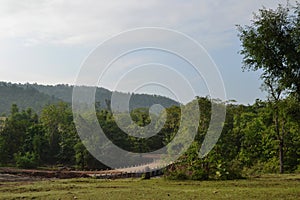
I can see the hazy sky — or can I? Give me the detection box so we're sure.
[0,0,289,104]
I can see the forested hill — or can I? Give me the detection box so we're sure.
[0,82,179,115]
[0,82,61,115]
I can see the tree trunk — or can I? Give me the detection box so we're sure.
[279,139,284,174]
[279,119,285,174]
[274,103,284,174]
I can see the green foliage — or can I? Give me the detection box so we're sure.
[164,96,300,180]
[0,105,38,164]
[14,152,38,169]
[165,170,189,180]
[238,2,300,173]
[0,86,299,179]
[0,82,61,115]
[242,157,280,176]
[237,2,300,98]
[0,82,179,115]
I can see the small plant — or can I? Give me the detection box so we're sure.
[14,152,38,169]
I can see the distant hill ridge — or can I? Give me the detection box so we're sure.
[0,82,179,115]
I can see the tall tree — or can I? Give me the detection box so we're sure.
[40,102,75,164]
[238,2,300,99]
[237,2,300,173]
[0,105,38,164]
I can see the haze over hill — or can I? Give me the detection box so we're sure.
[0,82,179,115]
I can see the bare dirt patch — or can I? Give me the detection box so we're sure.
[0,173,40,182]
[0,167,92,180]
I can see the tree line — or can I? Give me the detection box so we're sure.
[0,95,299,180]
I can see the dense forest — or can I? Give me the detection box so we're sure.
[0,82,179,115]
[0,82,61,115]
[0,95,299,180]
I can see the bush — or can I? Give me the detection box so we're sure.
[14,152,38,169]
[242,157,279,176]
[164,167,189,180]
[169,171,189,180]
[224,160,244,180]
[164,164,209,181]
[294,165,300,173]
[191,168,208,180]
[164,160,243,181]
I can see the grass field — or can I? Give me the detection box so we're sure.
[0,174,299,200]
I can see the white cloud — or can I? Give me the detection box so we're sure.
[0,0,286,49]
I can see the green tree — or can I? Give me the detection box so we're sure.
[40,102,76,165]
[237,2,300,173]
[238,2,300,99]
[0,105,38,165]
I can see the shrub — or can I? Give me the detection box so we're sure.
[164,167,189,180]
[191,168,207,180]
[14,152,38,169]
[242,157,279,176]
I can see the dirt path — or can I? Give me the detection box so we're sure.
[0,167,95,179]
[0,173,41,182]
[0,163,164,181]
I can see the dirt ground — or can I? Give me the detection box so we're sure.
[0,164,163,182]
[0,173,42,182]
[0,167,129,182]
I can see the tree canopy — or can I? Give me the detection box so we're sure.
[237,2,300,173]
[237,2,300,99]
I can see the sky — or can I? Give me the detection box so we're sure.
[0,0,290,105]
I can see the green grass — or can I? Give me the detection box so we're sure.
[0,174,299,200]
